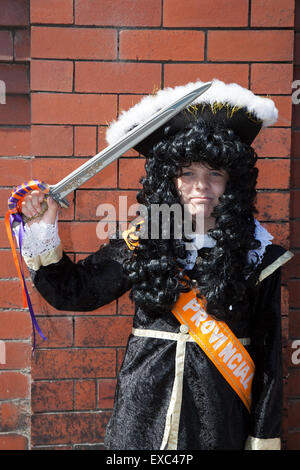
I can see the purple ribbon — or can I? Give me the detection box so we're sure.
[10,212,47,354]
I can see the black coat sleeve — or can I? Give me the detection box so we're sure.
[249,265,283,441]
[29,238,132,312]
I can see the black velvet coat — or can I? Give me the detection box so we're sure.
[29,239,290,450]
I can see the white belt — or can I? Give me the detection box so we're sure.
[132,327,251,346]
[131,327,251,450]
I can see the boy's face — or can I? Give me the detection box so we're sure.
[174,162,229,220]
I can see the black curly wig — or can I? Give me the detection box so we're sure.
[123,117,262,323]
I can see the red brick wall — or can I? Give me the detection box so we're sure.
[0,0,297,450]
[0,0,31,450]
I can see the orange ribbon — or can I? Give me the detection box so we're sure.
[5,211,28,308]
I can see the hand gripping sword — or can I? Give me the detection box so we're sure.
[5,81,211,351]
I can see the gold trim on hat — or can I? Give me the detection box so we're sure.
[185,101,262,124]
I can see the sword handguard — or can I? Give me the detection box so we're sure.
[21,199,49,224]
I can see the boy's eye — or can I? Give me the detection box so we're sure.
[181,170,224,177]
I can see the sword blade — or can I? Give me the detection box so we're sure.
[49,82,212,204]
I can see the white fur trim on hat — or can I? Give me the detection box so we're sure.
[106,78,278,146]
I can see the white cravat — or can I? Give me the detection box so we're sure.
[179,218,274,274]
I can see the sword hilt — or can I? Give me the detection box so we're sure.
[8,179,69,224]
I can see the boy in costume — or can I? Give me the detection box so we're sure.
[15,79,294,450]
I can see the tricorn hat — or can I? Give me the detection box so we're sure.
[106,78,278,157]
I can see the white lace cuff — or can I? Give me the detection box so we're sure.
[13,214,61,258]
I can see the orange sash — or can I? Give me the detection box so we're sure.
[172,288,255,412]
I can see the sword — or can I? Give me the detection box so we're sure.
[8,81,212,221]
